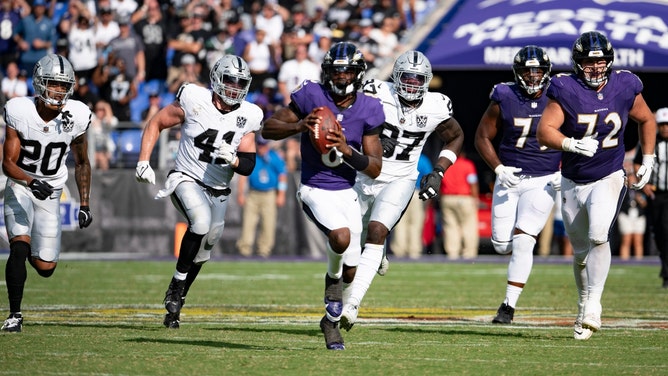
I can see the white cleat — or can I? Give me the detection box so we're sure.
[582,302,602,332]
[339,304,358,332]
[377,256,389,276]
[574,321,593,340]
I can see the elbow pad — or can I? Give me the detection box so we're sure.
[233,152,256,176]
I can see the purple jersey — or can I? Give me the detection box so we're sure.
[493,82,561,176]
[548,71,642,184]
[291,80,384,190]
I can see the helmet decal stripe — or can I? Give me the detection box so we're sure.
[235,56,243,73]
[57,54,65,74]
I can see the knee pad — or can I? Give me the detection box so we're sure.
[193,249,211,264]
[492,239,512,255]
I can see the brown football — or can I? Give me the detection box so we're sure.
[310,106,341,154]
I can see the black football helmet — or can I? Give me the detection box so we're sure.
[321,42,366,96]
[512,45,551,95]
[571,31,614,88]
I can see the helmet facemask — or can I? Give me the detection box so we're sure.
[391,50,433,102]
[33,54,76,108]
[571,32,614,88]
[512,46,551,95]
[321,42,367,97]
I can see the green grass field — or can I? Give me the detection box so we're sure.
[1,259,667,375]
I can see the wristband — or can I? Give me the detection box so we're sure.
[438,149,457,165]
[277,181,288,191]
[344,148,370,171]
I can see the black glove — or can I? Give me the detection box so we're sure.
[419,166,445,201]
[380,136,398,158]
[28,179,54,200]
[78,206,92,229]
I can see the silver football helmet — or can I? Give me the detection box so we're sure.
[391,50,433,102]
[210,55,252,106]
[32,54,76,107]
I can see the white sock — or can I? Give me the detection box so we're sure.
[342,282,351,304]
[573,253,588,321]
[507,233,536,284]
[326,242,343,279]
[504,285,523,308]
[173,271,187,280]
[347,243,384,307]
[586,242,611,309]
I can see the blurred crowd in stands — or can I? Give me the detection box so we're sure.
[0,0,435,170]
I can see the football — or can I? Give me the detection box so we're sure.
[310,106,341,154]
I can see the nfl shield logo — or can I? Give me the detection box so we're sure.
[236,116,247,128]
[416,115,427,128]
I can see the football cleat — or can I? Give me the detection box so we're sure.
[573,320,593,340]
[319,315,345,350]
[163,312,180,329]
[492,303,514,324]
[339,304,358,332]
[164,277,186,314]
[582,302,602,332]
[377,255,389,276]
[1,313,23,333]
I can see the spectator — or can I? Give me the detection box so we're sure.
[277,43,320,106]
[167,10,207,87]
[67,14,98,81]
[307,30,332,66]
[71,76,99,111]
[236,135,288,258]
[0,0,25,69]
[109,0,138,19]
[132,0,168,87]
[90,99,118,170]
[93,5,120,56]
[325,0,356,38]
[93,54,137,121]
[439,151,479,260]
[1,62,28,100]
[254,2,283,49]
[617,165,647,260]
[390,153,433,259]
[250,77,282,121]
[108,13,145,84]
[13,0,56,74]
[369,16,400,70]
[280,3,313,60]
[350,18,380,74]
[243,27,274,93]
[167,54,205,94]
[141,91,162,128]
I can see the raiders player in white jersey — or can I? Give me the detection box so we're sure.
[136,55,263,329]
[340,51,464,331]
[2,54,93,333]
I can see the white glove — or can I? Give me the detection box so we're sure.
[632,154,655,190]
[494,164,522,188]
[135,161,155,184]
[549,171,561,191]
[562,134,599,157]
[213,141,238,165]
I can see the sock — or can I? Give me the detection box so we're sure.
[585,242,611,311]
[573,255,588,321]
[504,285,523,308]
[347,243,384,307]
[326,242,342,279]
[342,282,351,305]
[183,262,203,298]
[6,241,30,313]
[173,271,187,281]
[176,230,205,274]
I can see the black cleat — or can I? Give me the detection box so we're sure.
[164,278,186,314]
[492,303,515,324]
[319,315,345,350]
[163,312,180,329]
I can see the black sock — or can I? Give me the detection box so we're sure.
[183,262,203,298]
[6,241,30,313]
[175,230,205,274]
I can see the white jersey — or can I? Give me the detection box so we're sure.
[362,79,452,181]
[3,97,91,189]
[173,83,263,190]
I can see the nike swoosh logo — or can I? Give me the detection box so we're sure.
[574,330,584,335]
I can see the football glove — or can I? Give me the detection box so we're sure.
[419,166,445,201]
[321,146,343,167]
[632,154,655,190]
[549,171,562,191]
[212,141,238,165]
[562,134,599,157]
[135,161,156,184]
[28,179,54,200]
[380,136,398,158]
[78,205,92,229]
[494,164,522,188]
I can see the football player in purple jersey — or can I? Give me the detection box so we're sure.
[262,42,384,350]
[475,45,561,325]
[537,31,656,340]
